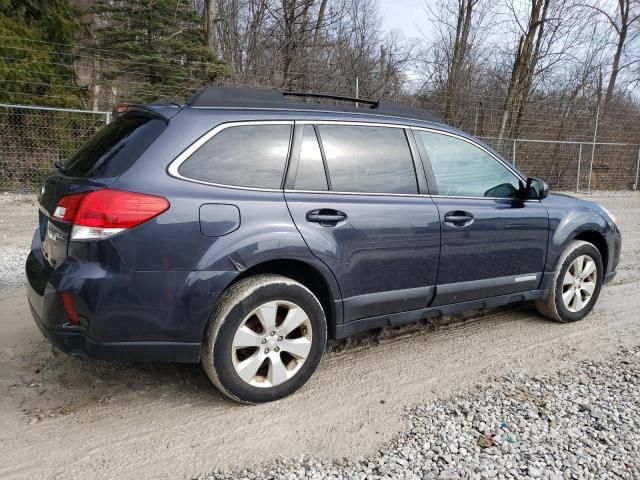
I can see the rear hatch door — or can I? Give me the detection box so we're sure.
[37,110,167,268]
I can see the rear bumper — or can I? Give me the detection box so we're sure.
[27,279,200,362]
[25,228,233,363]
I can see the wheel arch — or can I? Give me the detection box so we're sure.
[572,230,608,272]
[547,207,609,270]
[542,215,610,292]
[227,258,342,338]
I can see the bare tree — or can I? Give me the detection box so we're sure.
[444,0,479,121]
[496,0,580,146]
[416,0,493,126]
[585,0,640,107]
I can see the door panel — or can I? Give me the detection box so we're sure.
[432,197,548,305]
[286,192,441,321]
[413,128,550,306]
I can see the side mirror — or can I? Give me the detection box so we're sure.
[525,177,549,200]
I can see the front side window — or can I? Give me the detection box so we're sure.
[318,125,418,194]
[418,131,522,198]
[178,124,291,188]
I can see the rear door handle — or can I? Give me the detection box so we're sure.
[306,209,347,226]
[444,211,474,226]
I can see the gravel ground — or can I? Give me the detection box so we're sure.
[203,346,640,480]
[0,246,29,293]
[0,193,35,294]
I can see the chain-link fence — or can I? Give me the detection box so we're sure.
[1,103,639,193]
[0,104,110,191]
[481,138,640,192]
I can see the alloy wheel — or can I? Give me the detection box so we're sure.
[562,254,597,313]
[231,301,313,388]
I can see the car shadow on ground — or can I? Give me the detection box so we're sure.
[11,302,548,423]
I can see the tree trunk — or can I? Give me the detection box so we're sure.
[444,0,476,123]
[313,0,328,47]
[89,55,101,111]
[204,0,218,58]
[604,0,629,107]
[496,0,549,148]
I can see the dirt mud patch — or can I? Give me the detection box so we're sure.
[0,192,638,480]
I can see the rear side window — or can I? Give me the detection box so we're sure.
[64,113,166,178]
[317,125,417,194]
[178,124,292,188]
[294,126,328,191]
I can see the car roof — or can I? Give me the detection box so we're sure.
[184,87,444,126]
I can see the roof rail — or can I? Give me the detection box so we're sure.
[283,91,378,106]
[185,87,442,124]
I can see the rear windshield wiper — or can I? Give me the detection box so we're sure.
[54,161,67,174]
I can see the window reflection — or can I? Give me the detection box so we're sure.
[418,131,520,198]
[179,124,291,188]
[295,126,328,191]
[319,125,418,194]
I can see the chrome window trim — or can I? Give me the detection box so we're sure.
[297,120,406,128]
[284,189,430,198]
[285,189,540,202]
[167,120,294,191]
[167,118,538,200]
[188,106,442,125]
[290,121,534,200]
[429,194,540,203]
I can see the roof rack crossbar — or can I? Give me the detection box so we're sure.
[283,91,378,106]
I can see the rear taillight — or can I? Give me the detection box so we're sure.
[54,189,169,240]
[53,192,88,222]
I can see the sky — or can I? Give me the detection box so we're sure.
[379,0,428,40]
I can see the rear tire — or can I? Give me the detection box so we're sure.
[535,240,603,323]
[201,274,327,404]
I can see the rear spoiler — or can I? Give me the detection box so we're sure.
[111,103,175,122]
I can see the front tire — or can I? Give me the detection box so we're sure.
[201,274,327,403]
[535,240,603,323]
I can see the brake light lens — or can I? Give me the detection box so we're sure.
[53,189,169,240]
[112,103,129,115]
[53,192,87,222]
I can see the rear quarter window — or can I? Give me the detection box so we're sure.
[177,124,292,189]
[64,113,166,178]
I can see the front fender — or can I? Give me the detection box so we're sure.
[542,194,619,284]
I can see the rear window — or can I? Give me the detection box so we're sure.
[63,113,166,178]
[317,125,418,194]
[177,124,292,189]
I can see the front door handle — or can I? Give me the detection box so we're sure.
[306,209,347,226]
[444,211,474,226]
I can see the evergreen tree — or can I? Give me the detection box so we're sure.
[0,0,84,107]
[92,0,228,103]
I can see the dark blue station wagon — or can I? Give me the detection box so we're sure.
[26,88,621,403]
